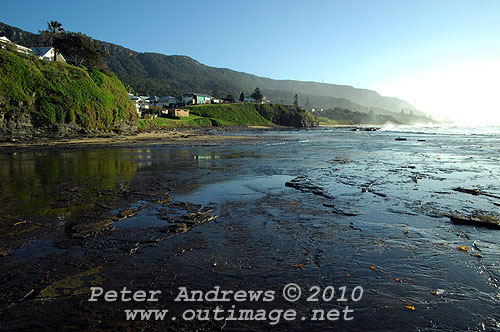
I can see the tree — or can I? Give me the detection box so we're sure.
[251,86,263,101]
[212,85,220,99]
[293,94,299,107]
[225,94,235,103]
[239,92,245,102]
[304,97,311,110]
[40,20,64,61]
[53,32,107,69]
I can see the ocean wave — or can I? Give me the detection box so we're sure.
[379,123,500,136]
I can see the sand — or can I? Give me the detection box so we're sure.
[0,130,264,150]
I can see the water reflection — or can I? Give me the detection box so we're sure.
[0,148,234,219]
[0,149,139,218]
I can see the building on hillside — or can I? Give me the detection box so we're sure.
[181,93,212,105]
[244,97,256,103]
[158,96,178,108]
[146,96,159,106]
[129,94,149,115]
[244,96,270,104]
[0,36,33,55]
[31,47,66,62]
[211,97,223,104]
[168,109,189,117]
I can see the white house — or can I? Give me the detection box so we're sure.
[129,94,149,115]
[0,36,33,55]
[31,46,66,62]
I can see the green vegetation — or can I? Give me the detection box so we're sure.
[139,103,318,129]
[188,104,274,126]
[254,104,319,127]
[315,108,401,125]
[251,87,263,101]
[316,117,343,125]
[0,49,137,136]
[53,31,107,69]
[138,115,212,130]
[188,103,318,127]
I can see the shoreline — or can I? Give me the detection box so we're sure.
[0,127,280,153]
[0,124,370,153]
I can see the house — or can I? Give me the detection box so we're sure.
[168,109,189,117]
[158,96,178,108]
[31,46,66,62]
[129,94,149,115]
[211,97,223,104]
[181,93,212,105]
[0,36,33,55]
[146,96,159,106]
[244,97,256,103]
[244,96,269,104]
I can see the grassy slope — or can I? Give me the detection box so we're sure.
[0,49,137,132]
[315,108,402,126]
[138,115,212,130]
[187,103,274,126]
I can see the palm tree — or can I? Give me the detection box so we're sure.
[47,20,64,35]
[45,21,64,61]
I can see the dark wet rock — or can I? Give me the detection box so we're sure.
[349,222,363,230]
[333,209,358,216]
[36,266,104,300]
[65,219,114,239]
[453,187,500,200]
[155,196,173,205]
[350,127,378,132]
[121,243,140,255]
[166,223,188,234]
[361,180,387,197]
[169,201,204,213]
[395,137,407,141]
[323,204,358,216]
[453,188,481,195]
[112,207,144,221]
[449,214,500,229]
[285,176,334,199]
[0,247,11,257]
[328,156,349,164]
[181,212,218,225]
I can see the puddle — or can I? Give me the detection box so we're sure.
[11,238,63,259]
[175,175,294,205]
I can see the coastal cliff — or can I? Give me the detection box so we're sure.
[187,103,319,128]
[0,49,138,139]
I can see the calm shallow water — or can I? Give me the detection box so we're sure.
[0,126,499,331]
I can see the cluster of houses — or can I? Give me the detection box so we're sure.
[129,92,270,119]
[0,36,66,62]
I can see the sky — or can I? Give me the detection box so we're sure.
[2,0,500,125]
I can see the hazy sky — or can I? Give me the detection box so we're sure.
[2,0,500,124]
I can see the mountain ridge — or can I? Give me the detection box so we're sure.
[0,21,425,118]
